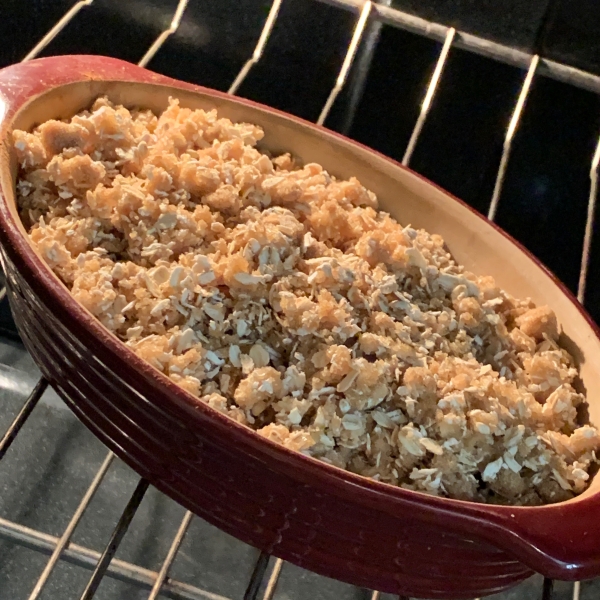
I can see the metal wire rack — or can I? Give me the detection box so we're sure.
[1,1,599,599]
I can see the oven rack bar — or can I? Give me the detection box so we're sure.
[26,452,115,600]
[401,26,455,166]
[1,0,598,599]
[0,515,231,600]
[0,378,47,460]
[319,0,600,96]
[228,0,283,95]
[138,0,190,68]
[21,0,94,63]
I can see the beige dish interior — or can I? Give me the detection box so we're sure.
[4,79,600,499]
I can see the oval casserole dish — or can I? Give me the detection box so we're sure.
[1,56,600,599]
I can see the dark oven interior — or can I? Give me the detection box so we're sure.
[0,1,599,599]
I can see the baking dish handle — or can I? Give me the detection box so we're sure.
[483,492,600,580]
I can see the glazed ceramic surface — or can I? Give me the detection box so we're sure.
[0,56,599,599]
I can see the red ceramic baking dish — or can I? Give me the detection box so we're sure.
[0,55,600,599]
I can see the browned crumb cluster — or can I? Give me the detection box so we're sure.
[13,97,600,505]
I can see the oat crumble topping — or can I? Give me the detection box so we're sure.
[13,97,600,505]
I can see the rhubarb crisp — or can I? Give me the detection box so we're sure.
[13,97,600,505]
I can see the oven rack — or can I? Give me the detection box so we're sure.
[0,1,598,599]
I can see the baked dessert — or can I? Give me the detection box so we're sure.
[13,96,600,505]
